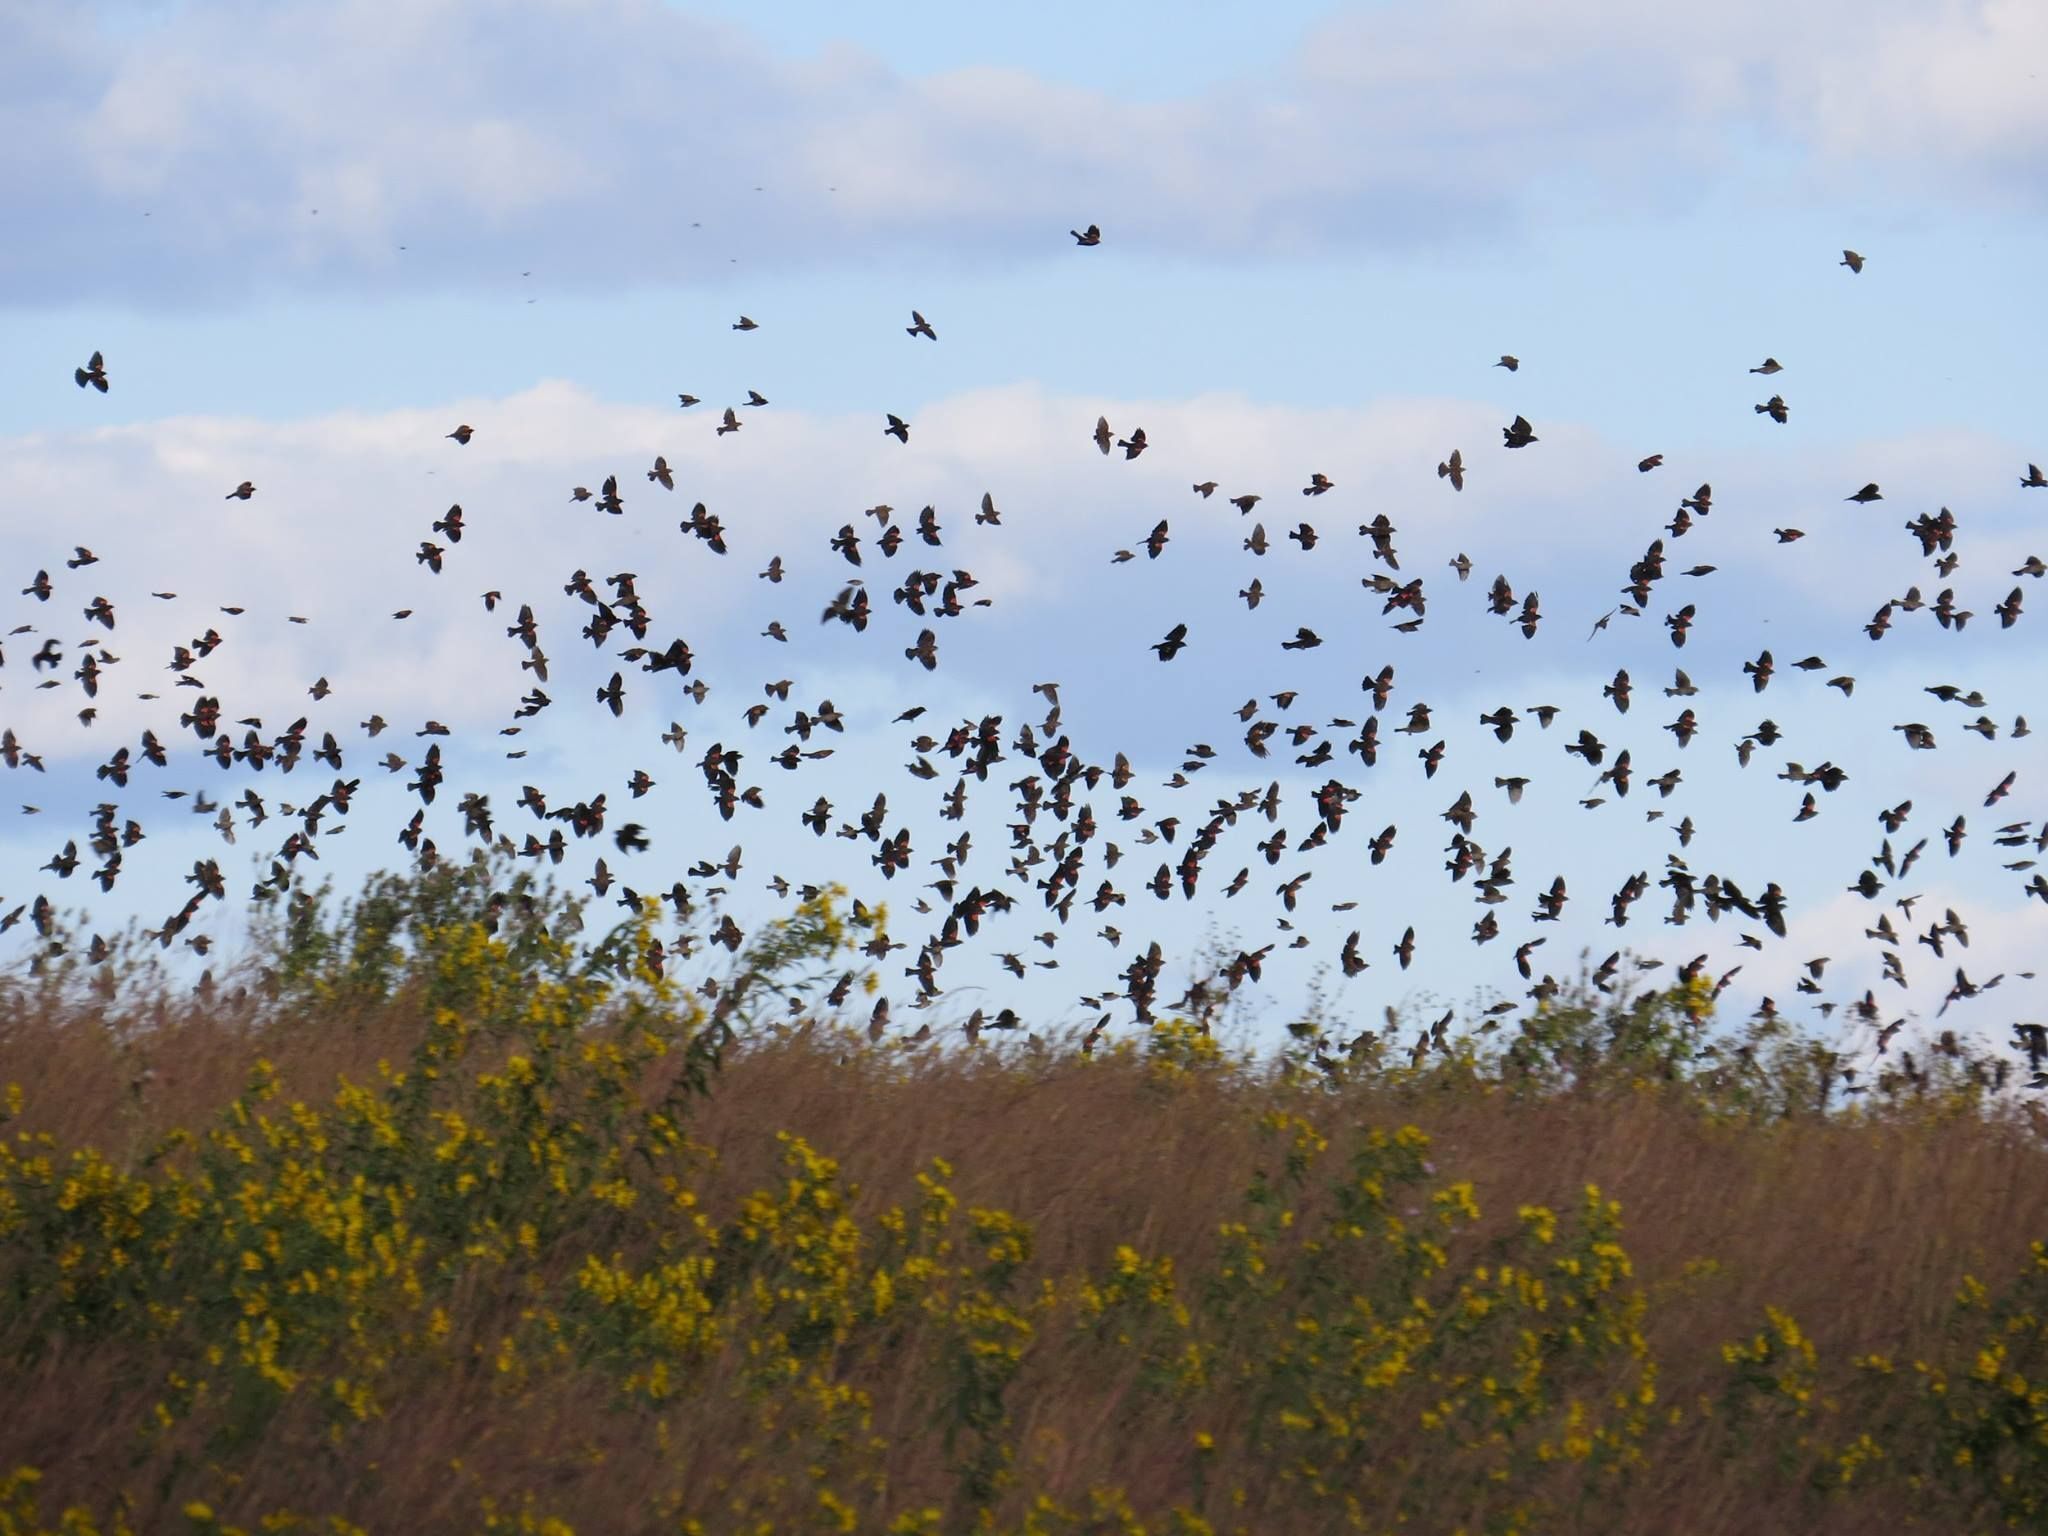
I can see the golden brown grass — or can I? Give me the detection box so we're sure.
[2,894,2045,1534]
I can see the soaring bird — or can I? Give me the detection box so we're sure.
[1755,395,1788,424]
[1071,224,1101,246]
[1151,623,1189,661]
[717,407,741,436]
[906,310,936,340]
[74,351,108,392]
[1845,482,1883,504]
[1841,249,1865,273]
[1495,355,1519,372]
[1502,415,1537,448]
[733,315,759,330]
[1437,449,1465,491]
[885,414,910,444]
[1750,357,1782,375]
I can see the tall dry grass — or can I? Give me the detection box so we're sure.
[1,862,2044,1535]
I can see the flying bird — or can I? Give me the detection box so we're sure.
[2,173,2022,1114]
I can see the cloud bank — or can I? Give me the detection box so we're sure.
[6,0,2045,303]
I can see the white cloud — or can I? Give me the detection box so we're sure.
[1802,0,2048,175]
[4,375,2044,1038]
[5,0,2045,302]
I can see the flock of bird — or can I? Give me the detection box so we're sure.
[12,235,2048,1087]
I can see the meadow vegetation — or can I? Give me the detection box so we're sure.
[2,854,2046,1534]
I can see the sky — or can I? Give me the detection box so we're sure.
[3,0,2046,1061]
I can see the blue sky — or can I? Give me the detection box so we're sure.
[4,0,2046,1051]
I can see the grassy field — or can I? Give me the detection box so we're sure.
[2,858,2046,1535]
